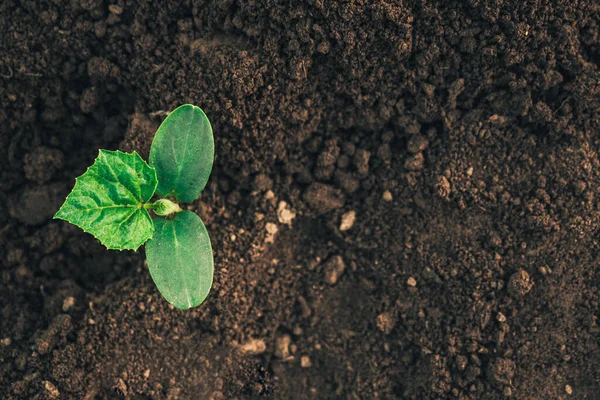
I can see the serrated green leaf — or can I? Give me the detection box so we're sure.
[145,211,214,309]
[149,104,214,203]
[54,150,158,251]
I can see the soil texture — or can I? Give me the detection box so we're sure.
[1,0,600,399]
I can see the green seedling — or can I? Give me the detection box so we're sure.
[54,104,215,309]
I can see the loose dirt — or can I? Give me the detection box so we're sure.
[1,0,599,398]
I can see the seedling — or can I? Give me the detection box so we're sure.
[54,105,214,309]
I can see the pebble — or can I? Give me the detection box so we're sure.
[239,338,266,355]
[277,201,296,226]
[382,190,393,202]
[565,385,573,395]
[435,176,451,199]
[324,255,346,285]
[43,381,60,399]
[407,277,417,287]
[265,222,279,244]
[62,296,76,312]
[340,210,356,231]
[301,355,312,368]
[274,334,292,359]
[497,312,507,322]
[108,4,123,14]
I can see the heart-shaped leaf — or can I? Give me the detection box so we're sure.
[54,150,157,250]
[149,104,214,203]
[145,210,214,309]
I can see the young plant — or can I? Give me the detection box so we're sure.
[54,104,214,310]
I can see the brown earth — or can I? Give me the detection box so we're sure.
[1,0,600,399]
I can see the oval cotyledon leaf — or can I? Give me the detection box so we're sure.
[149,104,214,203]
[53,150,158,251]
[145,210,214,309]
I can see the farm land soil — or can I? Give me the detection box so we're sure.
[1,0,600,399]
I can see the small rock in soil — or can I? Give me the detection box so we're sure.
[239,338,266,355]
[303,183,345,214]
[43,381,60,399]
[565,385,573,395]
[407,277,417,287]
[62,297,76,312]
[300,355,311,368]
[508,269,533,296]
[277,201,296,226]
[274,334,292,359]
[265,222,278,244]
[23,146,64,183]
[108,4,123,14]
[383,190,393,202]
[324,255,346,285]
[435,176,451,199]
[340,210,356,231]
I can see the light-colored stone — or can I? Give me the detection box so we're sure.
[43,381,60,399]
[275,334,292,359]
[277,201,296,226]
[239,338,266,355]
[407,277,417,287]
[340,210,356,231]
[62,296,75,312]
[565,385,573,395]
[383,190,393,202]
[301,356,311,368]
[265,222,279,244]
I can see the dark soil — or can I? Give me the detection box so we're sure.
[1,0,600,398]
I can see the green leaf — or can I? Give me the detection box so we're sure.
[145,211,214,309]
[54,150,158,251]
[149,104,214,203]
